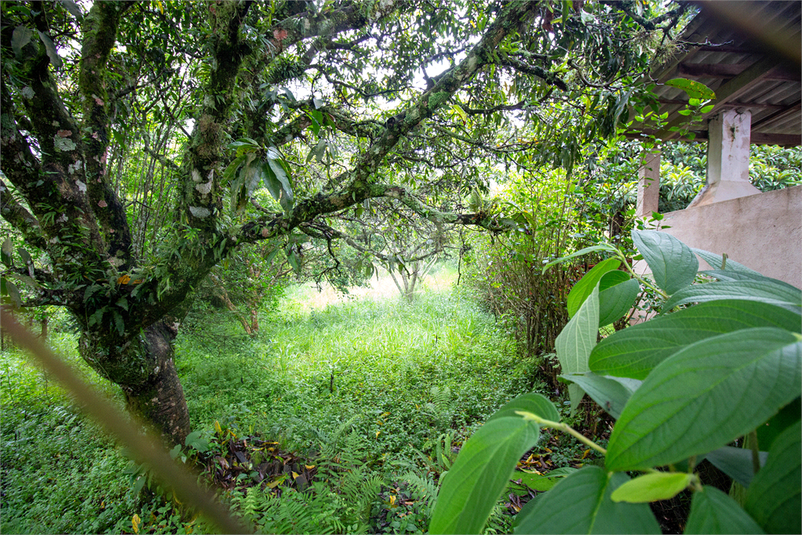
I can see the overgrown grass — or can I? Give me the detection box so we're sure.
[1,267,547,533]
[179,268,536,459]
[0,332,137,534]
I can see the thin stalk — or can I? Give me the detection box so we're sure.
[687,455,697,474]
[749,430,761,475]
[517,411,607,455]
[616,250,669,299]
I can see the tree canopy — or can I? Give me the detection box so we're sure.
[0,0,690,444]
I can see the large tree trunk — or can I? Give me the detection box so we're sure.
[79,321,190,445]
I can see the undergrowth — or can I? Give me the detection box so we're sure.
[2,267,545,533]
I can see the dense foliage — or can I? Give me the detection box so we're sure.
[0,0,691,442]
[2,270,542,533]
[431,230,801,534]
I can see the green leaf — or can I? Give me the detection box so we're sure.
[705,446,767,488]
[286,249,301,274]
[610,472,693,503]
[590,300,801,379]
[88,308,104,327]
[567,258,620,318]
[512,466,660,534]
[1,278,22,308]
[556,285,600,412]
[11,25,32,58]
[560,372,640,419]
[606,328,801,472]
[429,417,540,534]
[755,396,801,452]
[56,0,83,19]
[664,78,716,100]
[9,272,40,291]
[306,140,326,164]
[745,421,801,535]
[1,238,13,267]
[263,156,294,213]
[509,471,560,494]
[487,392,560,423]
[307,109,323,136]
[691,248,761,276]
[700,104,715,114]
[541,244,619,274]
[632,230,698,295]
[115,297,129,311]
[37,31,63,69]
[702,270,801,292]
[663,280,801,313]
[17,247,33,275]
[222,154,247,182]
[598,277,640,327]
[264,248,279,265]
[685,486,765,534]
[112,310,125,336]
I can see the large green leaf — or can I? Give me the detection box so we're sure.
[664,280,802,312]
[745,421,801,534]
[11,25,32,58]
[685,486,764,534]
[632,230,698,295]
[541,244,619,274]
[598,277,640,327]
[509,469,576,494]
[429,417,540,534]
[756,396,801,452]
[1,238,13,267]
[610,472,693,503]
[37,30,63,69]
[606,328,801,472]
[567,259,620,318]
[488,392,560,423]
[691,248,761,276]
[560,372,640,419]
[267,156,294,208]
[590,300,801,380]
[512,466,660,534]
[705,446,767,488]
[556,285,599,412]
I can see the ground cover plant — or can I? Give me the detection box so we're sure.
[3,265,574,533]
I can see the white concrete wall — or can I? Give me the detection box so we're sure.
[659,185,802,288]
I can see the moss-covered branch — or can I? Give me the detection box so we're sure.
[182,1,253,230]
[79,1,136,268]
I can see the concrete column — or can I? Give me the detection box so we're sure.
[636,149,661,218]
[688,109,760,208]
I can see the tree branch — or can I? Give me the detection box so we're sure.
[498,57,568,91]
[237,2,539,244]
[80,1,137,267]
[182,1,253,229]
